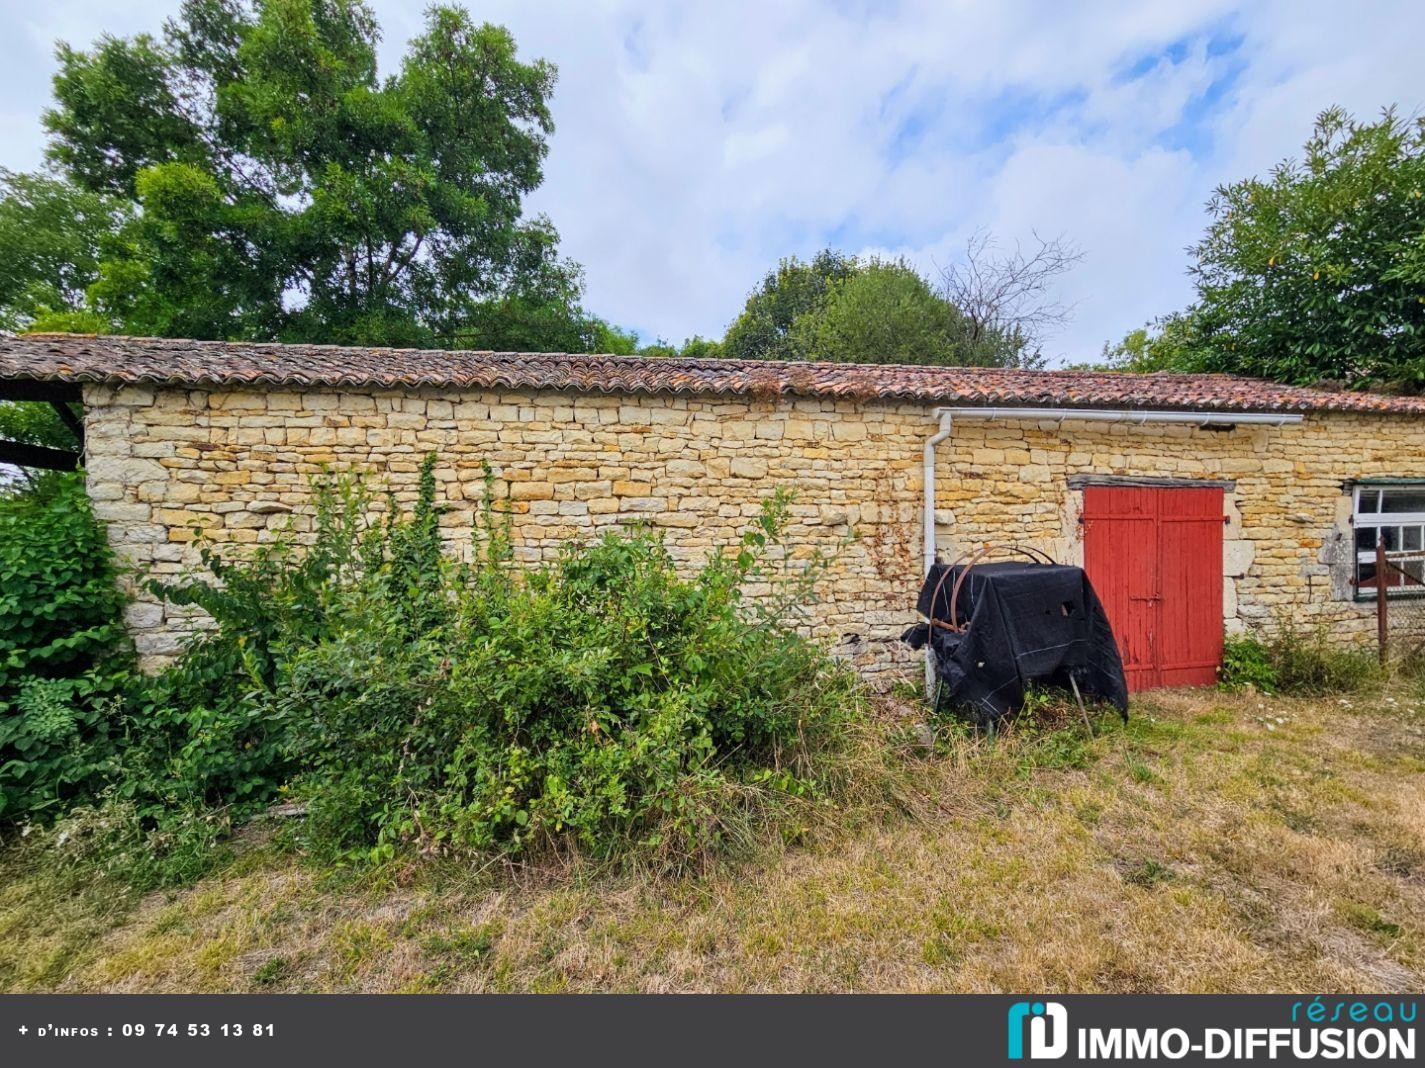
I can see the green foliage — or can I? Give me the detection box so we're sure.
[723,249,859,361]
[35,0,602,350]
[0,474,130,820]
[721,249,1031,367]
[252,956,293,986]
[0,169,130,332]
[124,457,860,868]
[1118,108,1425,390]
[1014,724,1093,774]
[0,402,81,454]
[589,319,641,356]
[89,159,281,341]
[1098,317,1205,374]
[637,336,724,359]
[129,471,385,813]
[791,260,1012,366]
[1262,625,1380,695]
[675,335,725,359]
[1219,627,1379,696]
[443,258,634,354]
[1219,634,1279,693]
[24,309,116,335]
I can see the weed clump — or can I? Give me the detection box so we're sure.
[1219,624,1380,695]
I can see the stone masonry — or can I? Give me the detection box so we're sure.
[81,381,1425,676]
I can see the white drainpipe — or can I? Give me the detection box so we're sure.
[921,410,955,696]
[922,410,955,576]
[918,404,1303,698]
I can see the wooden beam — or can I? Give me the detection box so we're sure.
[0,379,82,404]
[49,400,84,446]
[0,439,80,471]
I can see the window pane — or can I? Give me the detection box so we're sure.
[1381,489,1425,514]
[1359,562,1378,590]
[1406,527,1423,552]
[1358,527,1403,551]
[1358,490,1381,513]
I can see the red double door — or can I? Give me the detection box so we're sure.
[1083,486,1224,691]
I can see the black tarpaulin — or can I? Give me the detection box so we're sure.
[901,561,1129,724]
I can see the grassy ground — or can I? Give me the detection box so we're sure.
[2,686,1422,993]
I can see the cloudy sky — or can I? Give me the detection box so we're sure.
[0,1,1419,361]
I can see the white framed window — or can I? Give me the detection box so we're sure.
[1353,483,1425,598]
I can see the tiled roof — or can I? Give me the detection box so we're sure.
[2,333,1423,416]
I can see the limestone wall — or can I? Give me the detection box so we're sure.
[81,384,930,674]
[81,383,1425,676]
[928,413,1425,642]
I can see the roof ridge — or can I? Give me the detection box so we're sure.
[7,332,1271,382]
[0,333,1419,416]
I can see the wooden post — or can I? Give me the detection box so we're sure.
[0,438,80,471]
[1069,673,1094,738]
[1377,533,1389,664]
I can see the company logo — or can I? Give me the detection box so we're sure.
[1008,1001,1069,1060]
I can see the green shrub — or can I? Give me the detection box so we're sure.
[134,456,864,868]
[123,473,382,816]
[1219,635,1279,693]
[0,473,130,821]
[1219,625,1378,695]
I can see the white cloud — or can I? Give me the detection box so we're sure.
[0,0,1419,359]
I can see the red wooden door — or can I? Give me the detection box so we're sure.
[1083,486,1224,690]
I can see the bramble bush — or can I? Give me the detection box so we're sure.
[0,472,130,821]
[124,456,869,868]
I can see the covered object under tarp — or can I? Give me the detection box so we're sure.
[901,560,1129,725]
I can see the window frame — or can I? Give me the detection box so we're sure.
[1351,483,1425,600]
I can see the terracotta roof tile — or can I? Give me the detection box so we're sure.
[2,333,1423,416]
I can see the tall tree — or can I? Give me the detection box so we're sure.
[0,170,128,333]
[722,249,857,361]
[720,249,1053,367]
[42,0,586,348]
[1112,107,1425,390]
[791,259,1013,366]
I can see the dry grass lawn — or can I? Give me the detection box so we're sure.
[2,686,1422,993]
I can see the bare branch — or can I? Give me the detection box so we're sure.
[936,229,1084,366]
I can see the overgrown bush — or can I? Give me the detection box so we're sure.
[1220,634,1280,694]
[1266,625,1380,694]
[1219,624,1379,695]
[122,475,382,817]
[0,472,130,820]
[130,457,866,868]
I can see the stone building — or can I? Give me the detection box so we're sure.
[3,334,1424,688]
